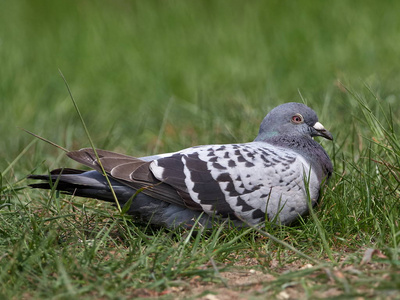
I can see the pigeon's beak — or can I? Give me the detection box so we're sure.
[313,122,333,140]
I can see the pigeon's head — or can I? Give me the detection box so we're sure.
[255,102,333,141]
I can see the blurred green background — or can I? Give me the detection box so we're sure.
[1,0,400,177]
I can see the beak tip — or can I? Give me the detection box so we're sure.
[319,130,333,140]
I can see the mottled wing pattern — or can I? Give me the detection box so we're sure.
[66,148,201,209]
[151,142,319,225]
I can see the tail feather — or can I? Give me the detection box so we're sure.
[28,169,135,203]
[49,168,88,175]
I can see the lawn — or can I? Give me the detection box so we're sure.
[1,0,400,299]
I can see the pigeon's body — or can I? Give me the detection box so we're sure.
[29,102,333,228]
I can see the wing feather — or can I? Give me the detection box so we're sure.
[66,148,200,209]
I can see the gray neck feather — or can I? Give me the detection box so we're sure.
[265,135,333,182]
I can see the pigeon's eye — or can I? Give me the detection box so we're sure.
[291,114,304,124]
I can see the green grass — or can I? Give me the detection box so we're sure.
[1,0,400,298]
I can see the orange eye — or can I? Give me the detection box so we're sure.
[291,114,303,124]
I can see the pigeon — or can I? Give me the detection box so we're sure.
[28,102,333,228]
